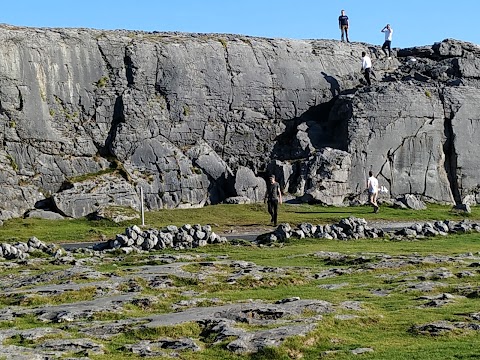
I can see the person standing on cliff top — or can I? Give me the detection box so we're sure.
[339,10,349,42]
[265,175,282,226]
[361,51,372,86]
[367,170,379,213]
[381,24,393,58]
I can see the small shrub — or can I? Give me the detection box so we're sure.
[96,76,109,88]
[218,38,227,49]
[6,154,18,172]
[191,167,203,175]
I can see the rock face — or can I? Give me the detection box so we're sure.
[0,23,479,219]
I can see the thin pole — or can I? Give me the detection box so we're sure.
[140,187,145,227]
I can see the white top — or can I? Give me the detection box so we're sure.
[368,176,379,193]
[362,55,372,70]
[382,28,393,41]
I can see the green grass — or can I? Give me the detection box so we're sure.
[1,228,480,359]
[0,203,477,244]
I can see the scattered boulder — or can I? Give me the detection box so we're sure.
[224,196,252,204]
[410,321,480,336]
[24,209,65,220]
[38,338,105,355]
[395,194,427,210]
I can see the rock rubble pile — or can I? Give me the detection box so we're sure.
[0,236,62,261]
[94,224,228,252]
[394,220,480,238]
[255,217,480,245]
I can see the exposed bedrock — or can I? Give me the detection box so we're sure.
[0,24,478,219]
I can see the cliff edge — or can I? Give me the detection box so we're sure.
[0,24,479,219]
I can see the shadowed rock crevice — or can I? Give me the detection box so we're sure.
[124,48,135,87]
[271,98,345,161]
[440,92,461,205]
[103,95,125,157]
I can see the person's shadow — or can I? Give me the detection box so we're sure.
[321,72,340,97]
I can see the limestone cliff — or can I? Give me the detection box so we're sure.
[0,24,478,219]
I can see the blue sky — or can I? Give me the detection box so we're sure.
[1,1,478,48]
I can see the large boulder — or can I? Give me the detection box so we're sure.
[395,194,427,210]
[267,160,294,194]
[186,140,235,204]
[52,174,140,218]
[234,167,266,203]
[300,148,351,206]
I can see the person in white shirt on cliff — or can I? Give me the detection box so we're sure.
[361,51,372,86]
[381,24,393,58]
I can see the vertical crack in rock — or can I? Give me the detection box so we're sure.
[103,94,125,157]
[223,41,234,113]
[440,89,461,204]
[0,101,14,151]
[423,149,434,196]
[95,38,116,80]
[96,37,130,158]
[292,91,299,119]
[422,91,438,196]
[124,47,135,88]
[154,48,172,113]
[221,41,235,159]
[379,117,437,196]
[261,46,278,122]
[377,157,392,194]
[15,85,23,111]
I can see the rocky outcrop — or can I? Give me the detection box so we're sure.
[0,23,479,219]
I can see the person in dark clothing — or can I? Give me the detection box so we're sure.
[265,175,282,226]
[338,10,349,42]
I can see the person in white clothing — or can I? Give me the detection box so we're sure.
[361,51,372,86]
[367,170,379,213]
[381,24,393,58]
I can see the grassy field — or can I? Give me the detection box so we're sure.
[0,203,478,244]
[0,203,479,359]
[94,233,480,360]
